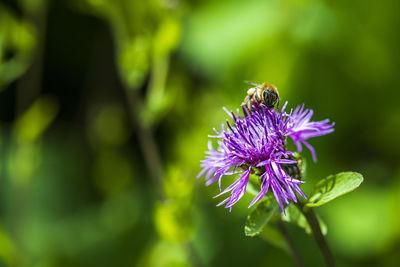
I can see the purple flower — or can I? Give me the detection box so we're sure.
[198,102,334,213]
[287,105,335,162]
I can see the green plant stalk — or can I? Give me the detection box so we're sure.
[295,201,335,267]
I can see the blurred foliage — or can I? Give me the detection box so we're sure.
[74,0,182,126]
[0,0,399,266]
[154,166,194,243]
[0,3,36,89]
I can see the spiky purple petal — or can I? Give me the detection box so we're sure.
[287,104,335,161]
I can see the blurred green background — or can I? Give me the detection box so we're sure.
[0,0,399,266]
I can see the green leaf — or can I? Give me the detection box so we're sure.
[282,204,328,235]
[307,172,364,207]
[245,200,278,237]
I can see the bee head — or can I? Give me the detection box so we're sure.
[263,87,279,109]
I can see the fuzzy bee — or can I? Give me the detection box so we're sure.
[244,82,280,110]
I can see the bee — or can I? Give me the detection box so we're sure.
[244,82,280,110]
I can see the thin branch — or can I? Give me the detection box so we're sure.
[123,88,164,197]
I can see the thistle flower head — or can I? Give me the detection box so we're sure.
[198,102,334,213]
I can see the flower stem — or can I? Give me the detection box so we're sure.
[277,220,305,267]
[295,201,335,267]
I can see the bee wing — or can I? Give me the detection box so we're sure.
[244,81,260,87]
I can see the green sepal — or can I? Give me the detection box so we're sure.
[306,172,364,207]
[246,173,261,196]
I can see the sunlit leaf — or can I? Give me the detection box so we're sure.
[245,199,277,237]
[307,172,364,207]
